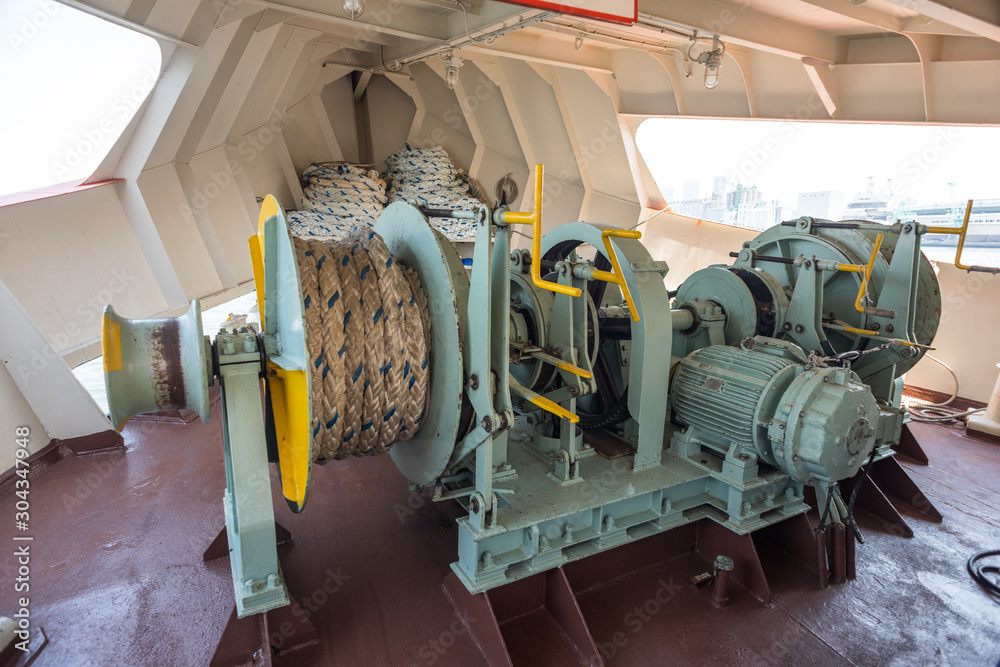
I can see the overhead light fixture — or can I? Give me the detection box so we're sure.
[689,35,726,89]
[342,0,365,19]
[440,49,462,90]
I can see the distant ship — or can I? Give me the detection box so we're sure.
[899,199,1000,246]
[841,176,892,223]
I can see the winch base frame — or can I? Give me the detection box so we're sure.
[451,422,807,594]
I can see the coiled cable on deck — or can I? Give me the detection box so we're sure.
[903,355,986,423]
[293,231,430,463]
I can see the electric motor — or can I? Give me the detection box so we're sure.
[671,337,879,486]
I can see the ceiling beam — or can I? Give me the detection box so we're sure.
[458,30,614,74]
[636,0,847,63]
[797,0,903,35]
[884,0,1000,43]
[802,60,839,119]
[254,0,450,43]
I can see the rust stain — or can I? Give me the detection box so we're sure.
[150,319,186,410]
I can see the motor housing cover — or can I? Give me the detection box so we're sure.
[671,337,879,486]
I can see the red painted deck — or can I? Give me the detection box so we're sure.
[2,391,999,666]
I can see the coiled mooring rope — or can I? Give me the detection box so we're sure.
[385,145,484,241]
[293,231,430,463]
[288,162,387,240]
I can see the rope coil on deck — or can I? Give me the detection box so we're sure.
[293,232,430,463]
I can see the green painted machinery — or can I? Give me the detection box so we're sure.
[101,168,940,613]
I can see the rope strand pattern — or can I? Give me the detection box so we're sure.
[385,145,484,241]
[293,232,431,461]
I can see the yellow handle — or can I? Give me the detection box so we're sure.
[556,360,593,379]
[530,395,580,424]
[854,233,884,315]
[509,375,580,423]
[591,229,642,323]
[928,199,974,270]
[502,165,582,298]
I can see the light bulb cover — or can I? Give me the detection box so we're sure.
[444,54,462,90]
[342,0,365,19]
[703,61,720,89]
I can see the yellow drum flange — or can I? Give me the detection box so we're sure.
[250,195,312,513]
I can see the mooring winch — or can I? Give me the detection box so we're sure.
[102,164,942,618]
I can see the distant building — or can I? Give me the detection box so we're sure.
[797,190,845,220]
[712,175,727,200]
[736,199,786,230]
[673,200,712,219]
[661,186,674,203]
[726,184,761,210]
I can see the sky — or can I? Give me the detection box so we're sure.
[0,1,998,208]
[0,0,161,197]
[637,117,1000,209]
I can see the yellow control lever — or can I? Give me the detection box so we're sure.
[927,200,1000,275]
[853,233,896,319]
[509,376,580,423]
[591,229,642,322]
[527,348,593,379]
[501,164,582,298]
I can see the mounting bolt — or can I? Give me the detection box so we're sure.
[712,555,735,608]
[469,374,479,389]
[470,496,480,513]
[885,324,894,333]
[785,487,796,500]
[539,535,549,549]
[563,523,574,542]
[794,324,805,334]
[764,493,775,508]
[742,501,752,515]
[783,322,792,331]
[482,416,493,432]
[662,498,673,513]
[482,551,494,567]
[243,337,255,353]
[603,515,615,531]
[714,555,735,573]
[569,385,580,396]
